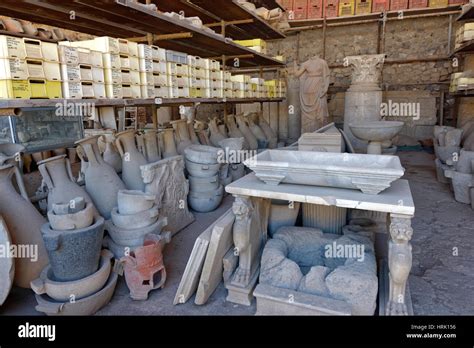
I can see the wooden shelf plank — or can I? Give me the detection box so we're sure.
[0,97,284,109]
[453,39,474,54]
[0,0,284,68]
[450,90,474,97]
[457,3,474,21]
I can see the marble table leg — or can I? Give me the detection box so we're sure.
[386,213,413,316]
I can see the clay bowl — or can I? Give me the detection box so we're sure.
[110,205,159,230]
[30,250,113,302]
[47,202,94,231]
[349,121,404,142]
[188,174,219,193]
[188,185,224,213]
[184,145,221,164]
[103,236,140,259]
[117,190,155,215]
[34,271,118,316]
[105,217,167,247]
[185,159,221,178]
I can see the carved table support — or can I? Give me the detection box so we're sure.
[386,213,413,316]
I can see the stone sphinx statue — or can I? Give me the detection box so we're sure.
[294,56,330,133]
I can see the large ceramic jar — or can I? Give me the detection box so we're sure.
[102,134,122,173]
[171,119,192,155]
[236,115,258,150]
[160,128,178,159]
[75,136,126,219]
[208,118,227,147]
[0,164,48,288]
[141,130,161,163]
[38,155,94,212]
[115,130,147,191]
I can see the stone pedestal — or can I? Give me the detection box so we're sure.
[225,267,259,306]
[302,204,347,234]
[343,54,385,151]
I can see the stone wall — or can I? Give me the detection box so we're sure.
[268,15,470,140]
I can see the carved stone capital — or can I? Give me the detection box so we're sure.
[346,54,385,88]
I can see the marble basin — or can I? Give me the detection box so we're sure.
[244,150,405,195]
[349,121,404,154]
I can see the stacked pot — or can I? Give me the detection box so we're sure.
[104,190,167,258]
[184,145,224,213]
[31,196,117,316]
[218,137,246,184]
[445,149,474,208]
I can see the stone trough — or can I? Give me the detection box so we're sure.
[254,226,378,315]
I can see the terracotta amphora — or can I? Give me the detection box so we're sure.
[115,130,147,191]
[160,128,179,159]
[75,136,126,219]
[0,164,48,288]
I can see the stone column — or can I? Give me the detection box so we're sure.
[287,76,301,144]
[302,204,347,234]
[343,54,385,151]
[387,214,413,316]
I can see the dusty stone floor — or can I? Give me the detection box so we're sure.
[1,150,472,315]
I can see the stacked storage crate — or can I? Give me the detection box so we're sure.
[117,39,141,99]
[264,80,277,98]
[206,59,223,98]
[355,0,372,14]
[167,50,190,98]
[250,78,265,98]
[188,56,210,98]
[138,44,169,99]
[223,71,233,98]
[231,74,250,98]
[59,43,106,99]
[0,35,62,99]
[339,0,355,16]
[234,39,267,54]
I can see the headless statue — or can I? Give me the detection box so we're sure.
[294,56,330,133]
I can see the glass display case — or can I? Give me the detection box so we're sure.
[0,108,84,153]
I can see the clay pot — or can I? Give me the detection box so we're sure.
[76,136,126,219]
[188,174,219,193]
[0,164,48,288]
[219,124,228,138]
[19,20,37,36]
[115,130,147,191]
[184,145,221,164]
[121,233,169,300]
[38,155,95,214]
[220,172,233,187]
[52,28,65,41]
[455,149,474,174]
[188,122,200,144]
[2,18,24,33]
[0,143,25,167]
[171,119,192,155]
[188,185,224,213]
[209,118,227,147]
[236,115,258,150]
[105,217,167,247]
[101,135,122,173]
[111,205,159,229]
[268,200,301,236]
[229,163,246,181]
[444,170,473,204]
[47,202,95,231]
[31,250,113,302]
[259,115,278,149]
[117,189,155,215]
[185,159,221,178]
[53,197,85,215]
[248,117,268,143]
[160,128,179,159]
[41,216,105,282]
[67,147,78,164]
[34,271,118,316]
[37,28,52,40]
[140,130,161,163]
[103,236,140,259]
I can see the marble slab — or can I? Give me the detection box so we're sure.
[226,173,414,216]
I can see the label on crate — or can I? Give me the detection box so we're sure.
[9,59,28,79]
[59,46,79,65]
[64,66,80,81]
[67,82,82,94]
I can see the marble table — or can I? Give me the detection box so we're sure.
[226,173,415,316]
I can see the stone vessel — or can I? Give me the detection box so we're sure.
[0,164,48,288]
[115,130,147,191]
[236,115,258,150]
[76,136,126,219]
[343,54,385,151]
[349,121,404,155]
[171,119,192,155]
[38,155,95,213]
[141,130,161,163]
[41,216,105,282]
[209,118,227,147]
[102,134,122,173]
[160,128,179,159]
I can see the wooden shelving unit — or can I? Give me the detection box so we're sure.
[457,2,474,21]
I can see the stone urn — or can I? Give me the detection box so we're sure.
[102,135,122,173]
[41,216,105,282]
[236,115,258,150]
[0,164,48,288]
[76,136,126,219]
[226,115,249,149]
[258,114,278,149]
[160,128,179,159]
[248,115,268,148]
[121,233,170,300]
[170,119,192,155]
[38,155,95,212]
[115,130,147,191]
[209,118,227,147]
